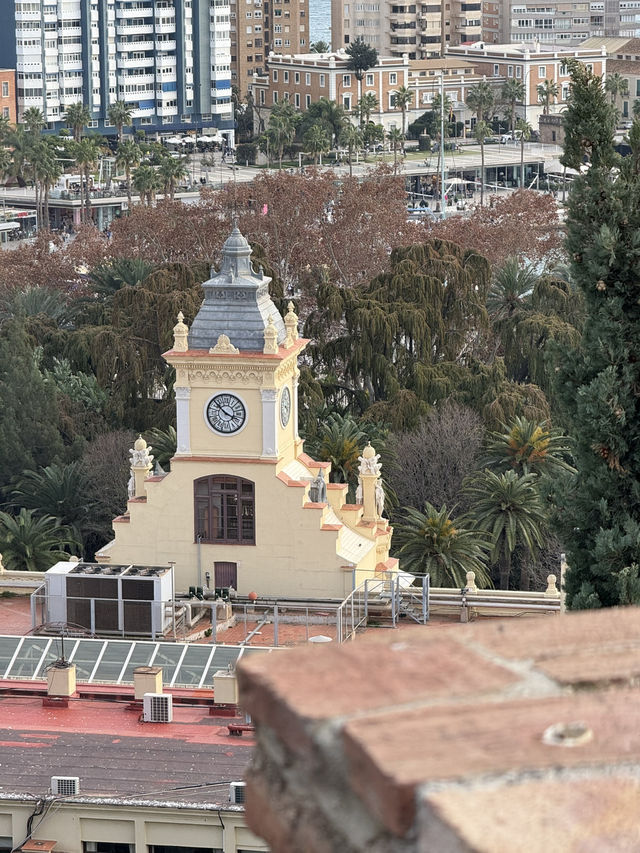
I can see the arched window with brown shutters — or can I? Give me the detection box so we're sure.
[194,476,256,545]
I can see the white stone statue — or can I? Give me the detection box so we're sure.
[375,481,385,518]
[355,479,363,505]
[358,443,381,477]
[127,473,135,499]
[130,435,154,469]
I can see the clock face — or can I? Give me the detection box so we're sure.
[280,386,291,427]
[206,393,247,435]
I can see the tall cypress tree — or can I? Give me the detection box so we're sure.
[555,62,640,608]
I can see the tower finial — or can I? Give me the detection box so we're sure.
[173,311,189,352]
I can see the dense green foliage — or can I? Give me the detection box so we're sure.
[554,63,640,608]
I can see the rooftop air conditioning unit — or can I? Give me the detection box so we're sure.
[143,692,173,723]
[51,776,80,796]
[229,781,246,804]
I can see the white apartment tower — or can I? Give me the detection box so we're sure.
[0,0,234,139]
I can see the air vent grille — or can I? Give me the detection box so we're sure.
[51,775,80,796]
[229,781,246,804]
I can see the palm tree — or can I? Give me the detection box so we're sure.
[158,155,189,199]
[605,72,629,108]
[474,119,491,206]
[466,80,495,122]
[501,78,525,133]
[34,141,62,229]
[266,113,297,169]
[89,257,155,301]
[132,163,160,205]
[0,508,79,571]
[107,100,133,142]
[302,98,346,146]
[394,503,492,588]
[7,123,32,187]
[537,80,559,115]
[0,146,12,185]
[22,106,46,135]
[464,468,547,589]
[9,462,91,545]
[633,99,640,119]
[515,118,532,188]
[64,102,92,142]
[73,136,101,222]
[310,40,330,53]
[304,123,330,165]
[0,286,71,324]
[302,412,387,492]
[143,426,177,470]
[482,417,574,478]
[339,123,363,176]
[358,92,379,127]
[115,139,141,208]
[393,85,414,139]
[387,127,404,174]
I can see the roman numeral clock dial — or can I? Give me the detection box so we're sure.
[206,393,247,435]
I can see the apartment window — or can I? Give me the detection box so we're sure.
[559,63,568,75]
[305,93,311,107]
[274,23,282,30]
[1,82,8,98]
[507,64,513,77]
[305,72,311,84]
[295,92,300,106]
[636,79,640,96]
[343,94,351,110]
[274,37,282,45]
[273,90,278,102]
[319,73,325,86]
[2,107,9,119]
[366,73,374,85]
[516,66,522,78]
[295,71,300,83]
[273,69,278,81]
[284,70,289,81]
[538,65,546,77]
[284,39,290,45]
[493,64,499,75]
[389,72,397,84]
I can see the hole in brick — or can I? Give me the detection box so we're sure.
[542,721,593,747]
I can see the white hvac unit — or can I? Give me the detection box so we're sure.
[229,781,246,804]
[143,692,173,723]
[51,776,80,796]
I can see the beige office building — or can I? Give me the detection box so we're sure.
[231,0,308,91]
[330,0,482,58]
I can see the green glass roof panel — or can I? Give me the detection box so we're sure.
[119,642,159,683]
[9,637,50,679]
[0,637,22,678]
[92,640,134,683]
[172,644,215,687]
[69,638,105,680]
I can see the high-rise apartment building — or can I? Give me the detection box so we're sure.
[0,1,234,140]
[230,0,307,92]
[330,0,482,58]
[505,0,639,45]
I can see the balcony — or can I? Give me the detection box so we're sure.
[122,90,155,103]
[155,21,177,33]
[116,6,153,17]
[155,40,177,52]
[118,38,154,51]
[131,106,155,117]
[116,23,154,35]
[156,105,178,116]
[117,55,155,68]
[119,72,155,86]
[15,10,41,20]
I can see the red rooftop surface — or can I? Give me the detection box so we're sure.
[0,694,253,805]
[237,606,640,852]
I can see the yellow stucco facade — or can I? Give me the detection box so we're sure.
[97,229,394,598]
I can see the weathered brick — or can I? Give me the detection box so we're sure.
[422,775,640,853]
[343,688,640,837]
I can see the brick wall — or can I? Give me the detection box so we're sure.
[238,607,640,852]
[0,70,16,125]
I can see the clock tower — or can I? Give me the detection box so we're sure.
[97,227,395,599]
[164,226,305,467]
